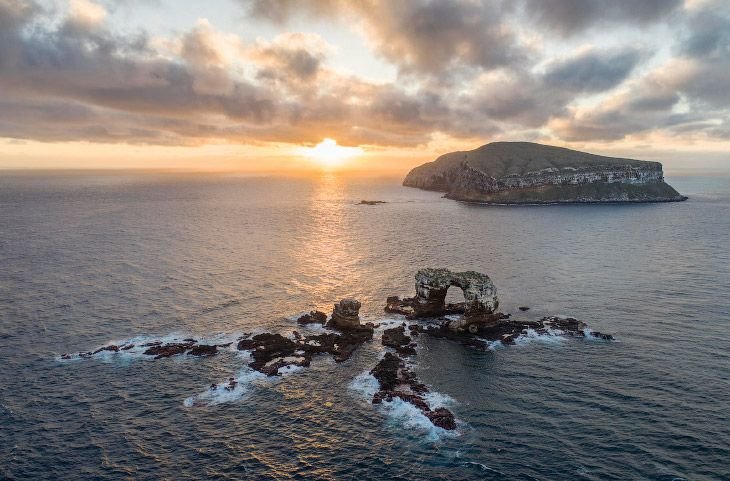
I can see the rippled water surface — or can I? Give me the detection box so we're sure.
[1,172,728,480]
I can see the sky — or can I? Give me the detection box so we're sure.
[1,0,729,173]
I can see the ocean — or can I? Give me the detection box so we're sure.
[0,172,728,480]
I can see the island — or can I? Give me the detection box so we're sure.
[403,142,687,204]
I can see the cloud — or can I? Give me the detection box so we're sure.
[242,0,526,77]
[543,47,642,92]
[0,0,729,152]
[521,0,682,35]
[68,0,106,28]
[251,32,331,81]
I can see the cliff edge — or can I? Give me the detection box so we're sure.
[403,142,687,204]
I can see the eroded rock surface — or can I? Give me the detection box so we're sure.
[386,268,498,327]
[328,298,363,330]
[403,142,687,204]
[235,299,374,376]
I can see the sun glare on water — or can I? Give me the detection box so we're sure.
[299,138,363,168]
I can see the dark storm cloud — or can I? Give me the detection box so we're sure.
[543,48,642,93]
[521,0,682,35]
[252,33,327,81]
[681,3,730,58]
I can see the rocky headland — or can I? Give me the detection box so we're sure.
[403,142,687,204]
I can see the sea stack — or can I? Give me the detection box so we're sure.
[403,142,687,204]
[329,298,363,330]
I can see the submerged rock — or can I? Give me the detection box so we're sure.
[357,200,387,205]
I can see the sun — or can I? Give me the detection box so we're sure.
[299,138,363,168]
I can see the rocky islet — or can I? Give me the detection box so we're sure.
[61,268,614,432]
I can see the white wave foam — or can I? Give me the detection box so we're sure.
[475,337,505,351]
[513,328,566,346]
[183,368,265,407]
[348,371,459,441]
[582,327,616,341]
[462,461,503,474]
[349,372,380,399]
[423,390,456,409]
[184,358,307,407]
[379,397,459,441]
[57,332,244,363]
[373,317,406,333]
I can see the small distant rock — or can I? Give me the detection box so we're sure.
[518,306,530,311]
[143,341,197,359]
[357,200,387,205]
[92,345,120,355]
[297,310,328,325]
[188,344,217,356]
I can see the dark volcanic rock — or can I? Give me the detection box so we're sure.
[297,310,328,325]
[234,304,374,376]
[143,341,196,359]
[420,314,614,348]
[427,407,457,430]
[371,352,402,392]
[519,306,530,311]
[357,200,387,205]
[244,333,298,372]
[188,344,218,356]
[382,325,417,355]
[382,326,411,348]
[369,353,456,431]
[92,345,120,355]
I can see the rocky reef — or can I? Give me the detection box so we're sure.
[385,268,613,342]
[62,268,615,434]
[403,142,687,204]
[370,352,456,430]
[61,338,228,360]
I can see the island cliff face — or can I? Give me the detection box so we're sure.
[403,142,687,204]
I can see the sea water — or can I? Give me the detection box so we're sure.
[0,172,728,480]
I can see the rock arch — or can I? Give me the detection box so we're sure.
[413,268,498,320]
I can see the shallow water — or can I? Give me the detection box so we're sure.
[0,172,728,480]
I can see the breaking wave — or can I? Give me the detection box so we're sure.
[348,371,460,441]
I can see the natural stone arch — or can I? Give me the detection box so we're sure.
[413,268,498,320]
